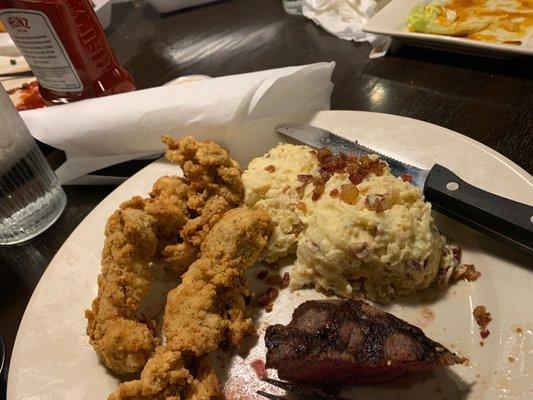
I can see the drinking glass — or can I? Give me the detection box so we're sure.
[282,0,303,16]
[0,85,66,244]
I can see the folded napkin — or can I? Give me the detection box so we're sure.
[21,62,334,184]
[303,0,392,58]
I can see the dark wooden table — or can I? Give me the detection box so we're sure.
[0,0,531,397]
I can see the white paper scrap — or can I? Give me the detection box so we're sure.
[303,0,392,58]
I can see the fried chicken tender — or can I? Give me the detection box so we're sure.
[161,135,244,274]
[87,136,244,376]
[163,135,243,206]
[85,198,160,375]
[109,208,274,400]
[145,176,190,241]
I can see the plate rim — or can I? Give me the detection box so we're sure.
[313,111,532,185]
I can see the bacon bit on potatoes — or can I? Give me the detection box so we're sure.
[297,174,313,183]
[296,201,307,214]
[365,194,385,212]
[311,173,330,201]
[294,148,388,202]
[349,173,363,185]
[401,173,413,183]
[330,188,339,197]
[340,184,359,205]
[316,148,386,177]
[264,165,276,173]
[452,246,462,263]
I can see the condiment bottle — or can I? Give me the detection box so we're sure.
[0,0,135,105]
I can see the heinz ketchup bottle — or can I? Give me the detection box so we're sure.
[0,0,135,105]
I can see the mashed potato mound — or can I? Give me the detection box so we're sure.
[243,144,319,262]
[294,173,444,302]
[244,144,458,303]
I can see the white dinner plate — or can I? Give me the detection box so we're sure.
[363,0,533,57]
[7,111,533,400]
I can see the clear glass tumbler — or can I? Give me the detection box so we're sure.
[0,85,66,245]
[282,0,303,16]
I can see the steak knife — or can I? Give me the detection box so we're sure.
[276,123,533,256]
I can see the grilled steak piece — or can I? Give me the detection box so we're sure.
[265,300,464,383]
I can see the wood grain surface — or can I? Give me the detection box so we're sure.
[0,0,531,397]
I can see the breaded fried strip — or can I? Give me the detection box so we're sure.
[86,181,191,375]
[86,198,160,375]
[161,135,244,273]
[163,135,243,207]
[87,136,245,377]
[109,208,273,400]
[183,357,221,400]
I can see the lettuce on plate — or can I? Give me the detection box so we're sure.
[407,3,490,36]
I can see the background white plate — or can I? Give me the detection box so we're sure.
[363,0,533,57]
[7,111,533,400]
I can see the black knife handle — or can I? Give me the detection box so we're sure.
[423,164,533,256]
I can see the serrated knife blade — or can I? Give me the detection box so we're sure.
[275,122,533,256]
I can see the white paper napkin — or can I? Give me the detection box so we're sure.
[303,0,392,58]
[21,62,335,184]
